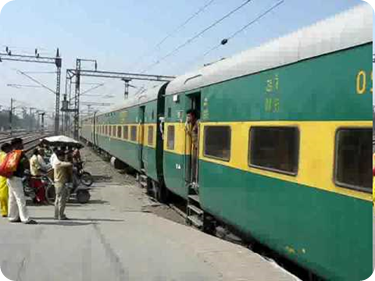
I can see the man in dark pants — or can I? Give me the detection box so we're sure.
[7,138,37,224]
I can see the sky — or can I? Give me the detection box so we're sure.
[0,0,371,123]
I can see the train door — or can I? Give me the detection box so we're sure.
[184,92,201,186]
[93,114,98,147]
[185,92,205,229]
[91,118,95,145]
[138,106,145,169]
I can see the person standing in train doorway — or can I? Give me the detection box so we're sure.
[185,109,200,184]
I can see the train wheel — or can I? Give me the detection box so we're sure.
[152,181,168,204]
[145,178,153,195]
[136,173,142,189]
[151,180,158,199]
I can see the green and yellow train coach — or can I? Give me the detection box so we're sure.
[163,4,373,281]
[81,83,168,190]
[81,4,373,281]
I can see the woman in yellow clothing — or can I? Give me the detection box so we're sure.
[0,143,12,217]
[373,153,375,205]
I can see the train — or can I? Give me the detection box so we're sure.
[81,5,373,281]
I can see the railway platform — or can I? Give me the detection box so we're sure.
[0,148,299,281]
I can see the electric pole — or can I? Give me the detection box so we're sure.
[40,112,45,133]
[9,98,14,135]
[0,47,62,135]
[29,107,36,132]
[63,59,175,139]
[29,107,33,131]
[122,79,130,99]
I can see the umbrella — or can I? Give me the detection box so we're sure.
[40,135,84,149]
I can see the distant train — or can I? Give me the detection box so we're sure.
[81,5,373,281]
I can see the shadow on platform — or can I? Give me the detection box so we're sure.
[35,217,124,223]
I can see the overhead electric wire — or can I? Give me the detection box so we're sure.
[201,0,285,59]
[181,0,284,72]
[156,0,217,49]
[16,70,55,94]
[22,71,57,74]
[132,0,217,71]
[140,0,254,73]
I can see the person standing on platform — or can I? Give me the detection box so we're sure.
[0,143,12,217]
[7,138,37,224]
[50,147,59,169]
[30,148,50,204]
[54,150,73,220]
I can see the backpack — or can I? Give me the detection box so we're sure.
[0,150,23,178]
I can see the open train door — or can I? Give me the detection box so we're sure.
[138,106,146,170]
[93,112,98,147]
[185,92,205,230]
[184,92,201,186]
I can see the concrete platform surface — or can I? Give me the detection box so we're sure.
[0,151,300,281]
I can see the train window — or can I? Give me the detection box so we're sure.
[112,126,116,137]
[131,126,137,142]
[148,126,154,146]
[117,126,122,138]
[123,126,129,139]
[167,126,175,150]
[152,110,155,120]
[335,128,372,193]
[204,126,231,161]
[249,127,299,175]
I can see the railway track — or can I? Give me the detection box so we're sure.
[0,132,31,143]
[0,132,51,155]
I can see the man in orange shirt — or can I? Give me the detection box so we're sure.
[7,138,37,224]
[0,143,11,217]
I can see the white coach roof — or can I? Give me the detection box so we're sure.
[97,83,166,117]
[166,4,373,96]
